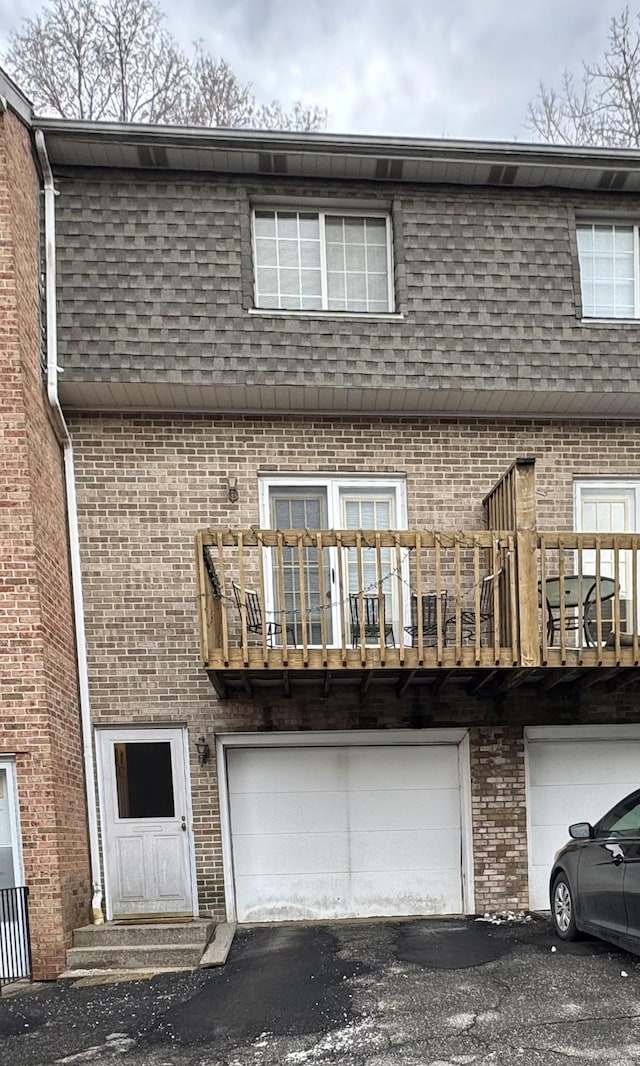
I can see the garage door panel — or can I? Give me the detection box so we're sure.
[235,873,351,922]
[349,828,461,873]
[528,784,624,829]
[349,787,460,832]
[228,748,346,794]
[230,791,348,835]
[232,832,349,876]
[527,735,640,910]
[528,742,640,788]
[347,746,459,791]
[349,870,462,916]
[227,741,466,921]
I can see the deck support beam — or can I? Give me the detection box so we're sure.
[396,670,417,699]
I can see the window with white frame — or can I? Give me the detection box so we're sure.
[252,208,394,313]
[576,222,640,318]
[259,475,408,645]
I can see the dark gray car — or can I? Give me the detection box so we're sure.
[550,787,640,954]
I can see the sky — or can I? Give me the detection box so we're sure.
[0,0,633,141]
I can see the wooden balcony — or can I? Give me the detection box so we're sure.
[195,526,640,699]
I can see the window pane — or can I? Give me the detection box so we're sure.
[278,241,300,269]
[346,244,366,271]
[298,214,320,239]
[254,211,276,238]
[276,212,299,238]
[365,218,388,244]
[255,238,277,266]
[326,243,345,270]
[279,268,300,294]
[301,269,322,295]
[114,742,175,819]
[300,240,321,268]
[578,223,637,317]
[256,267,278,294]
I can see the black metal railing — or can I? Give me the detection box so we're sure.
[0,887,32,988]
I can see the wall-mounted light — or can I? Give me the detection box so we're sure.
[195,736,210,765]
[224,476,239,503]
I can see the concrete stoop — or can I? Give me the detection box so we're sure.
[59,918,220,979]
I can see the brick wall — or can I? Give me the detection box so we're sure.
[0,108,90,979]
[70,411,640,916]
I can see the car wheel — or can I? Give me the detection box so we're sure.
[552,873,579,941]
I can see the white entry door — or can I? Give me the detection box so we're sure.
[98,728,194,920]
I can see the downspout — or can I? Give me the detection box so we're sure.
[34,130,104,924]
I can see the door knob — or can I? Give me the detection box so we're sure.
[181,816,187,832]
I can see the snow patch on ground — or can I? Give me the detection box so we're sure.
[285,1015,383,1062]
[474,911,532,925]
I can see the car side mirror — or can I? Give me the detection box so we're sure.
[569,822,593,840]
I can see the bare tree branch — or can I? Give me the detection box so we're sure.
[527,5,640,146]
[3,0,327,131]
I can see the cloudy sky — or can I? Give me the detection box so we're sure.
[0,0,633,140]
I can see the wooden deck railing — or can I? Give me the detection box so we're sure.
[195,529,640,672]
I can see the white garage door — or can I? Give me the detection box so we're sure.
[526,727,640,911]
[226,742,466,922]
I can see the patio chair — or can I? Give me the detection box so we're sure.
[349,594,395,648]
[232,582,297,647]
[459,570,502,642]
[405,593,449,646]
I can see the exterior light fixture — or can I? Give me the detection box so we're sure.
[195,736,210,765]
[225,476,239,503]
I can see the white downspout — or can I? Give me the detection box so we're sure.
[35,130,104,924]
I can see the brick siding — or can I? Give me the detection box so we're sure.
[70,411,640,916]
[0,109,90,979]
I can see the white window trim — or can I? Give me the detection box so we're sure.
[216,728,474,923]
[259,474,409,648]
[0,759,25,888]
[573,478,640,533]
[251,206,395,314]
[577,221,640,320]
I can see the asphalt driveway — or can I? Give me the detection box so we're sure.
[1,916,640,1065]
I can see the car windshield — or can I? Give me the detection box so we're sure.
[597,793,640,838]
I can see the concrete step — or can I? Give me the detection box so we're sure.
[65,942,206,971]
[72,919,215,949]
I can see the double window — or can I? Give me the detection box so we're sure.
[577,222,640,319]
[260,476,407,646]
[252,208,394,313]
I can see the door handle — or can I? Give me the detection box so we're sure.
[181,816,187,832]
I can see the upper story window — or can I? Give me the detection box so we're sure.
[577,222,639,319]
[252,208,394,313]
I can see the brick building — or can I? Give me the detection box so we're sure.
[0,75,90,980]
[8,113,640,966]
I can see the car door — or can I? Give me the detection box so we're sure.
[610,794,640,942]
[578,792,640,940]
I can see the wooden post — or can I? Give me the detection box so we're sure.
[513,458,540,667]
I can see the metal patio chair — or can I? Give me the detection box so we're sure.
[405,592,449,646]
[349,594,395,648]
[232,582,297,647]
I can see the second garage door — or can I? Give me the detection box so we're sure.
[226,740,467,922]
[526,726,640,910]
